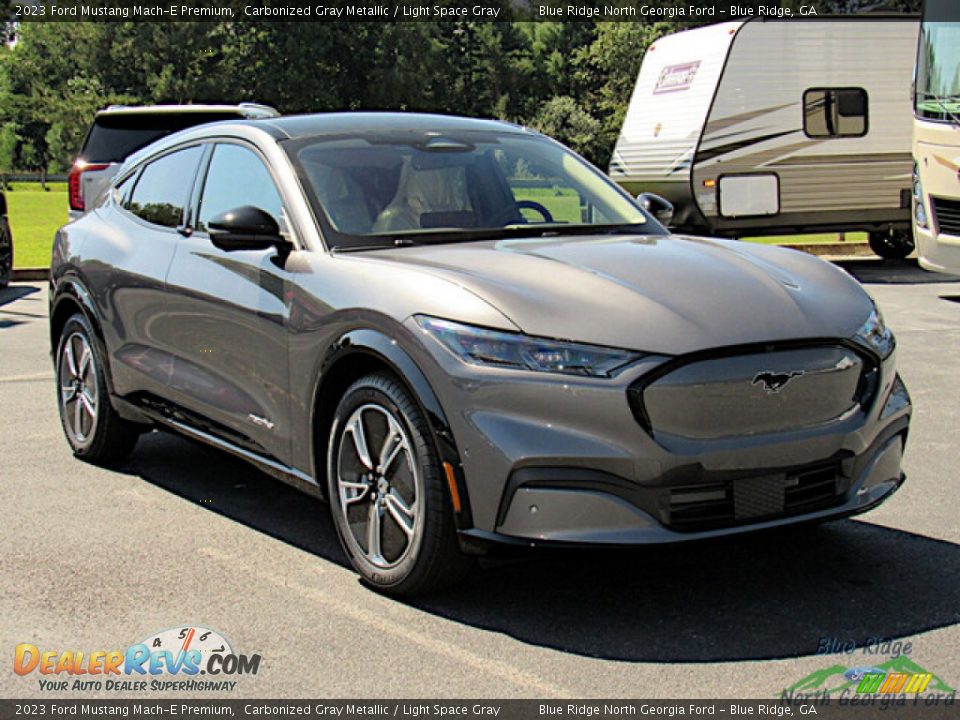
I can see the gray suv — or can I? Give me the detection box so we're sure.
[49,113,911,595]
[68,103,278,220]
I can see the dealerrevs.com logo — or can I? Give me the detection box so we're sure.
[13,625,261,692]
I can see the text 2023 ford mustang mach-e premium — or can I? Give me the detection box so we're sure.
[50,113,911,595]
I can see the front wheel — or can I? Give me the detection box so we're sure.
[868,230,914,260]
[326,372,471,596]
[55,313,140,463]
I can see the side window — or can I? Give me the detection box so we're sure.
[197,144,284,232]
[112,172,137,207]
[127,146,203,228]
[803,88,868,138]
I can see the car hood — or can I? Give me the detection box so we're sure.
[362,234,874,355]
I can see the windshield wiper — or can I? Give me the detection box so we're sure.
[535,223,649,237]
[331,223,652,251]
[333,227,518,251]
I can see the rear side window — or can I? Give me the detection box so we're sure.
[126,146,203,228]
[111,172,137,207]
[81,112,241,163]
[803,88,868,138]
[197,144,284,232]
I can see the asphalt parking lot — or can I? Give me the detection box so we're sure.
[1,258,959,699]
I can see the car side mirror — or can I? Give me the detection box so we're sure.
[636,193,674,227]
[207,206,287,253]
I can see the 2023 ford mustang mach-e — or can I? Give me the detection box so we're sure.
[50,113,911,595]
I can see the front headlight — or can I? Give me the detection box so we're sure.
[416,316,643,377]
[854,307,895,358]
[913,161,928,229]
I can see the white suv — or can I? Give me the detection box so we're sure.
[68,103,279,220]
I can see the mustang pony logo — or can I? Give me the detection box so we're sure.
[753,370,803,393]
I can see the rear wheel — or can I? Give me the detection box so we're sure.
[0,215,11,288]
[868,230,914,260]
[55,313,140,463]
[326,372,471,596]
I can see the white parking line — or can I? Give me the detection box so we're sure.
[0,372,54,383]
[196,545,571,697]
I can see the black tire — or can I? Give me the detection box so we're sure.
[0,216,11,289]
[55,313,140,464]
[326,372,472,596]
[868,230,913,260]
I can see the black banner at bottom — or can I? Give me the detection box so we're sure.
[1,699,959,720]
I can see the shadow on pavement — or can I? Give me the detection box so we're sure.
[836,258,960,285]
[123,429,960,664]
[0,283,40,309]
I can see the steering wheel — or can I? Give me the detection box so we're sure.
[489,200,554,226]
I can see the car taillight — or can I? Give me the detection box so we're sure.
[68,162,108,212]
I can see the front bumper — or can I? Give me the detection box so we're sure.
[476,428,906,546]
[402,318,912,547]
[916,224,960,276]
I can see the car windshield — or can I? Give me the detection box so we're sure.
[915,21,960,123]
[288,130,654,249]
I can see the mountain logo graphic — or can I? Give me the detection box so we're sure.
[784,656,955,696]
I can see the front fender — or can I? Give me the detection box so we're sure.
[312,326,475,532]
[49,274,103,357]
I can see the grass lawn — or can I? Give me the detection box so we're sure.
[4,180,866,269]
[513,186,582,224]
[744,232,867,245]
[513,187,868,246]
[6,182,69,268]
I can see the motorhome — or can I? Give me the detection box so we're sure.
[609,17,919,258]
[912,0,960,274]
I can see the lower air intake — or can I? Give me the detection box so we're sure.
[667,464,842,532]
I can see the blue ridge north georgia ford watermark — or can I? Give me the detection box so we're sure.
[780,637,956,708]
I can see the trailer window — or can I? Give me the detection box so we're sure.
[803,88,868,138]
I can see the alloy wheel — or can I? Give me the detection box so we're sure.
[336,403,423,569]
[58,332,100,449]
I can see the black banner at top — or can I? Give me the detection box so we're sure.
[7,0,920,23]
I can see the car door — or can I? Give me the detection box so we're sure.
[91,144,205,400]
[162,141,293,464]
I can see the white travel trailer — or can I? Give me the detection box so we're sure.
[609,17,920,258]
[912,0,960,274]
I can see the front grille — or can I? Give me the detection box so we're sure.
[632,344,871,442]
[933,197,960,237]
[666,464,842,532]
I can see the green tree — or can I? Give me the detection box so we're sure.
[569,21,679,166]
[528,95,604,164]
[0,122,17,189]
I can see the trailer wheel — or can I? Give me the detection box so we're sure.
[868,230,914,260]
